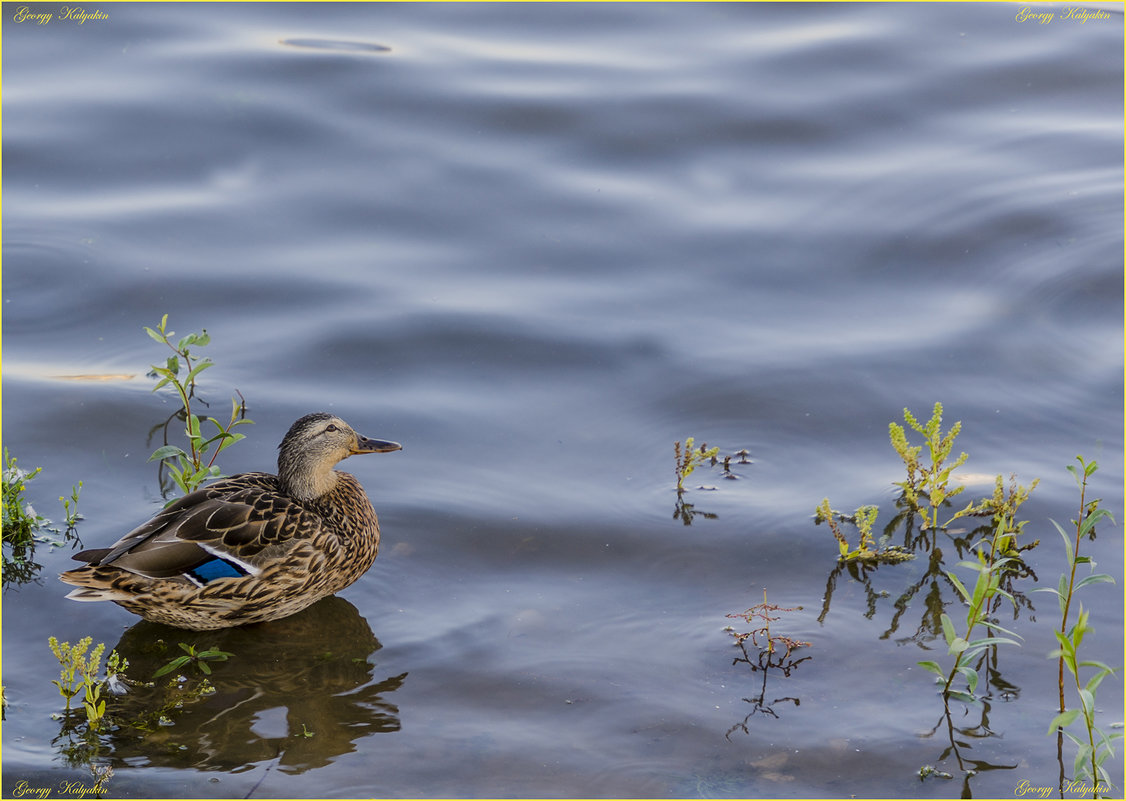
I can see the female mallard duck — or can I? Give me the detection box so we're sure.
[60,412,401,630]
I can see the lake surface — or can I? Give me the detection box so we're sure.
[2,2,1123,798]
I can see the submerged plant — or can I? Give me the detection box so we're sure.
[889,402,968,530]
[145,314,253,497]
[1039,456,1119,790]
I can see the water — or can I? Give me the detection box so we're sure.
[2,2,1122,798]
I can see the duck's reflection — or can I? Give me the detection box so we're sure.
[103,596,406,773]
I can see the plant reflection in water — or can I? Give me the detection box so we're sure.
[51,596,407,776]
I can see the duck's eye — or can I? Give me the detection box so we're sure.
[325,424,338,433]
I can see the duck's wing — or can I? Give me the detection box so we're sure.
[67,473,320,585]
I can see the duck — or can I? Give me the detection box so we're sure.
[59,412,401,630]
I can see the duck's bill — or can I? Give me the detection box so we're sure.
[353,436,403,454]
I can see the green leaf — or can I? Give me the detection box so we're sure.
[1049,709,1080,734]
[1078,688,1095,715]
[216,432,246,454]
[939,613,958,646]
[945,573,971,604]
[1083,666,1115,694]
[153,655,191,678]
[148,445,187,462]
[1049,519,1074,564]
[1074,573,1115,591]
[1052,628,1077,655]
[1074,745,1095,780]
[186,359,213,384]
[948,637,969,655]
[946,689,978,706]
[956,665,978,694]
[917,660,946,679]
[965,636,1020,650]
[144,326,165,344]
[979,619,1022,640]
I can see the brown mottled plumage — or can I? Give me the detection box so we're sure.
[59,413,401,630]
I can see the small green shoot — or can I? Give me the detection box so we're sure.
[152,643,234,678]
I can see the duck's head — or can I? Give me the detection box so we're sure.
[278,412,401,500]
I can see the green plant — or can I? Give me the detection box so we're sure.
[61,480,83,530]
[3,449,45,548]
[47,637,126,731]
[152,643,234,678]
[674,438,720,494]
[815,499,913,563]
[917,475,1037,703]
[145,314,253,496]
[1039,456,1119,789]
[949,473,1040,556]
[2,449,82,547]
[889,402,968,530]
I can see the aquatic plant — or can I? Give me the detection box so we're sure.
[950,474,1040,558]
[814,499,913,564]
[1039,456,1119,790]
[3,449,46,548]
[889,402,968,530]
[47,636,127,730]
[674,438,720,494]
[3,451,82,586]
[916,474,1037,703]
[725,589,809,660]
[917,764,953,782]
[145,314,253,496]
[152,642,233,678]
[724,590,811,731]
[47,638,127,794]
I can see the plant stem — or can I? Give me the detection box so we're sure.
[1058,469,1088,714]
